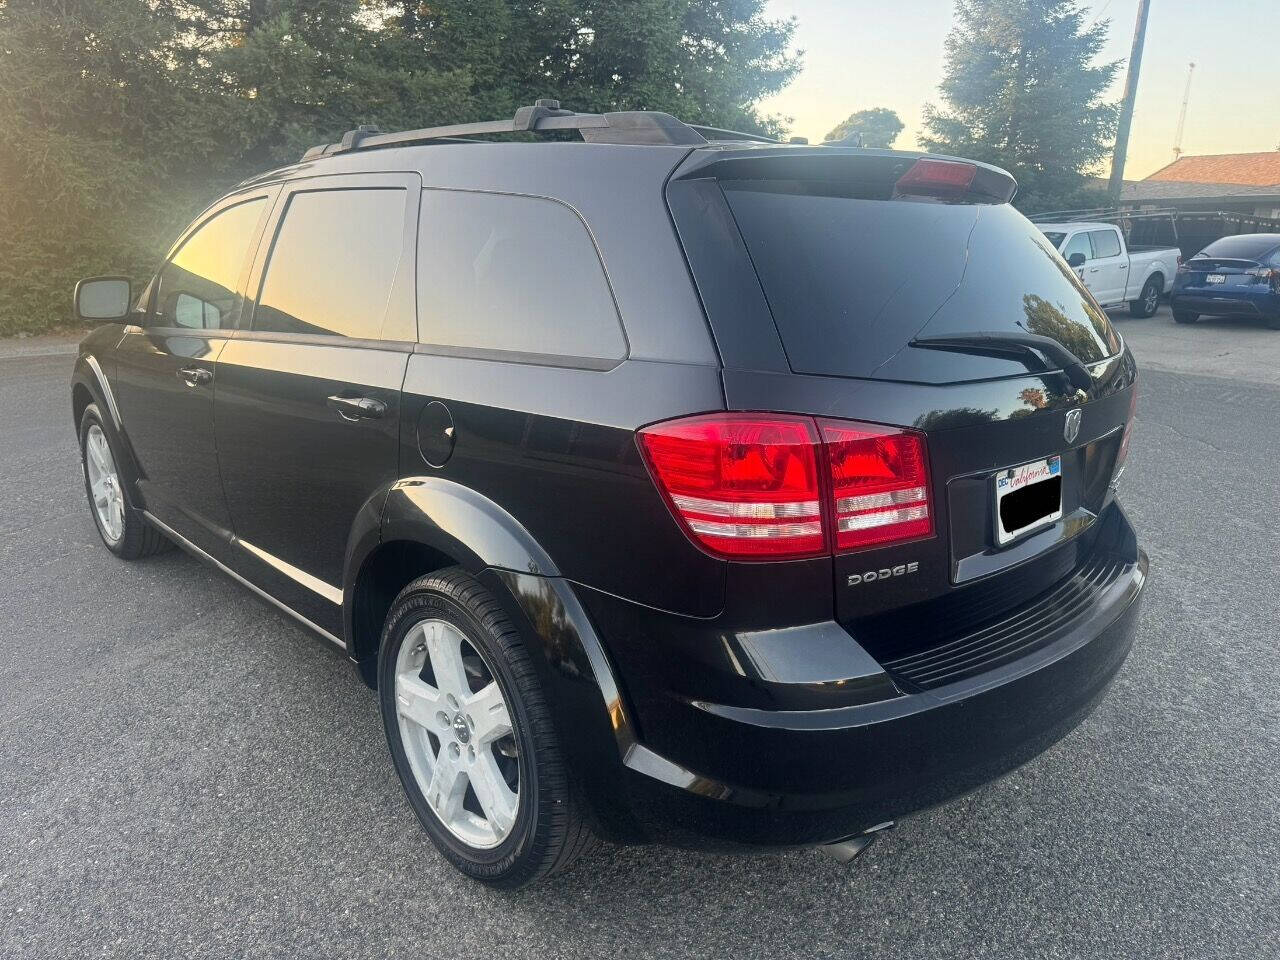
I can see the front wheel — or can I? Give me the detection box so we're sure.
[1172,309,1199,325]
[377,568,597,888]
[1129,276,1162,318]
[78,403,171,559]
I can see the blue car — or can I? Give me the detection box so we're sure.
[1171,233,1280,329]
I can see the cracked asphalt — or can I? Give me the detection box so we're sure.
[1,307,1277,959]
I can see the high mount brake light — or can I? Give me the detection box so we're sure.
[638,414,934,560]
[895,158,977,196]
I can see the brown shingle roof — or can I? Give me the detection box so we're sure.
[1145,152,1280,187]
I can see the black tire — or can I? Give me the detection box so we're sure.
[1172,309,1199,325]
[377,567,597,888]
[78,403,171,560]
[1129,276,1162,318]
[1266,315,1280,331]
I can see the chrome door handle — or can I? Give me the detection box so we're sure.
[326,394,387,421]
[176,365,213,387]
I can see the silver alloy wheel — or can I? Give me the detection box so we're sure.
[395,618,519,849]
[1144,283,1159,314]
[85,424,124,543]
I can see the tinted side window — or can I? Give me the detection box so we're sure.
[255,189,406,339]
[416,190,626,365]
[1061,233,1093,263]
[155,199,265,330]
[1089,229,1123,259]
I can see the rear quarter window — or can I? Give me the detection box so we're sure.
[416,190,626,368]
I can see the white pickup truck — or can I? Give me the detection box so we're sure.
[1038,222,1181,318]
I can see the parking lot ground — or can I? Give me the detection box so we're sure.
[1,314,1277,959]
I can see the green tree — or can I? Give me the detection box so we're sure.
[0,0,224,335]
[386,0,801,137]
[0,0,801,335]
[920,0,1119,212]
[824,107,903,147]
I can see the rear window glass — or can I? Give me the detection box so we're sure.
[1089,229,1123,259]
[1195,235,1280,261]
[417,190,626,366]
[722,181,1120,382]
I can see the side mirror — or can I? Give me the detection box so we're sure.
[74,277,131,322]
[1067,252,1087,269]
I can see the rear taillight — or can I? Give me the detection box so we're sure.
[638,413,934,560]
[637,414,825,559]
[1113,385,1138,483]
[820,420,933,550]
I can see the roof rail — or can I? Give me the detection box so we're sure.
[301,99,710,160]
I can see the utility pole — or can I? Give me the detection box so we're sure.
[1108,0,1153,204]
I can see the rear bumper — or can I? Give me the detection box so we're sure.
[1171,289,1279,317]
[566,503,1147,849]
[618,553,1144,847]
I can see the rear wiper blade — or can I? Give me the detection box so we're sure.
[909,330,1095,391]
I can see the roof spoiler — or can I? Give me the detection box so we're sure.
[672,148,1018,204]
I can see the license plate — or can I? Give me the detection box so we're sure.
[994,456,1063,545]
[1206,274,1226,284]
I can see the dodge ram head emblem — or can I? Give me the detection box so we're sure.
[1064,408,1082,444]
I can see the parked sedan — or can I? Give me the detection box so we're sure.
[1171,234,1280,329]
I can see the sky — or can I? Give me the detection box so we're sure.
[759,0,1278,181]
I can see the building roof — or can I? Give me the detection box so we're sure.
[1144,152,1280,187]
[1121,179,1280,203]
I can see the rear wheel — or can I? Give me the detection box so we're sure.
[1266,315,1280,331]
[378,567,596,888]
[78,403,170,559]
[1129,276,1162,318]
[1172,309,1199,325]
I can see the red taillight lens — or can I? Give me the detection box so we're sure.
[638,414,825,559]
[638,413,935,559]
[895,158,977,196]
[1114,384,1138,482]
[819,420,933,550]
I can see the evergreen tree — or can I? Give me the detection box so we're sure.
[920,0,1119,212]
[824,107,904,147]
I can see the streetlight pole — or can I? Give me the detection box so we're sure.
[1108,0,1153,205]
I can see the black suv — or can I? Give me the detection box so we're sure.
[71,101,1146,888]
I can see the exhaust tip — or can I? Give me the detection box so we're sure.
[819,821,895,864]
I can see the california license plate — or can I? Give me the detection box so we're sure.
[1206,274,1226,284]
[994,456,1063,545]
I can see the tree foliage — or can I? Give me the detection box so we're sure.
[920,0,1119,212]
[824,107,903,148]
[0,0,798,334]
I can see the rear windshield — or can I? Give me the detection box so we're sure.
[722,181,1120,382]
[1193,235,1280,261]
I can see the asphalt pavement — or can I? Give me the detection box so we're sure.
[1,308,1277,959]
